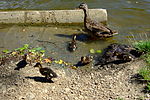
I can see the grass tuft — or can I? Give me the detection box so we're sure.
[139,66,150,81]
[134,40,150,91]
[133,41,150,52]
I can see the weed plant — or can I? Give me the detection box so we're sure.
[134,41,150,52]
[134,40,150,91]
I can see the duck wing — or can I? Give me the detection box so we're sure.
[40,68,49,76]
[86,19,111,33]
[40,68,57,78]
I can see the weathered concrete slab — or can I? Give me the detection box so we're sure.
[0,9,107,24]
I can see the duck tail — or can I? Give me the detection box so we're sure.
[106,27,114,34]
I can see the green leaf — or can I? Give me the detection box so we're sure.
[15,47,24,51]
[2,49,11,53]
[23,44,29,49]
[40,50,45,53]
[96,50,102,53]
[33,47,42,51]
[90,49,95,54]
[29,49,36,53]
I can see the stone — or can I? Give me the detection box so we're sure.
[0,9,107,24]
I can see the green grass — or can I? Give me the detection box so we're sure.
[139,67,150,81]
[116,98,124,100]
[134,41,150,91]
[133,41,150,65]
[143,53,150,65]
[147,82,150,91]
[134,41,150,52]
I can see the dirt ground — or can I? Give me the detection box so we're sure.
[0,58,150,100]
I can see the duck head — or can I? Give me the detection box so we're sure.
[22,54,27,60]
[78,3,88,10]
[72,35,77,41]
[81,55,93,63]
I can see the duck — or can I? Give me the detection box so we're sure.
[14,54,28,70]
[95,43,143,66]
[80,55,93,66]
[78,3,118,38]
[34,62,58,82]
[68,35,77,52]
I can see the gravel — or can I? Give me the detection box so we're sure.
[0,59,149,100]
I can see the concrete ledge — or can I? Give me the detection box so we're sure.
[0,9,107,24]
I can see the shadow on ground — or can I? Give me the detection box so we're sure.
[130,74,150,93]
[25,76,54,83]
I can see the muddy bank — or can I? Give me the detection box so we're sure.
[0,58,149,100]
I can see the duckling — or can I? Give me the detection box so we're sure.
[78,3,118,38]
[116,52,134,62]
[68,35,77,52]
[34,62,57,82]
[14,54,28,70]
[80,55,93,65]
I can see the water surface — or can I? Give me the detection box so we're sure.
[0,0,149,62]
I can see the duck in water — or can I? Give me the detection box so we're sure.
[68,35,77,52]
[78,3,118,38]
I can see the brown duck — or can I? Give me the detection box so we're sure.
[80,55,93,65]
[34,62,58,82]
[78,3,118,38]
[68,35,77,52]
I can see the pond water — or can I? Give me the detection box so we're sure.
[0,0,150,63]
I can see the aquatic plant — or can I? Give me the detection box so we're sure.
[0,44,75,69]
[15,44,29,54]
[89,49,102,54]
[2,49,11,54]
[0,44,46,65]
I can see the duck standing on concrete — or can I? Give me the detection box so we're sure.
[34,62,58,82]
[78,3,118,38]
[68,35,77,52]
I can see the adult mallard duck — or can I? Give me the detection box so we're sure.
[68,35,77,52]
[34,62,58,82]
[78,3,118,38]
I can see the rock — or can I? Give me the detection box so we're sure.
[26,92,35,100]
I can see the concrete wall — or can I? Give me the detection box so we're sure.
[0,9,107,24]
